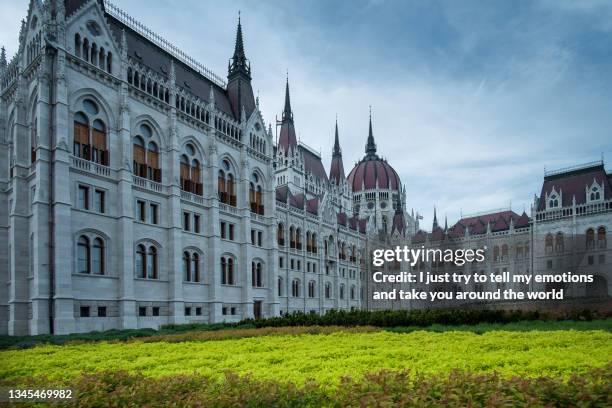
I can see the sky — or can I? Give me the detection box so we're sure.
[2,0,611,229]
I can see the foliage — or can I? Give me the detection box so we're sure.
[3,366,610,407]
[1,329,610,385]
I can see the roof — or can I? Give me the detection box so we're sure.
[537,162,611,211]
[95,4,236,119]
[347,156,401,192]
[450,210,528,236]
[301,146,329,182]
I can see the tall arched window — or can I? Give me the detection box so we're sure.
[308,280,315,298]
[180,143,202,195]
[73,99,108,165]
[312,233,317,253]
[183,251,200,282]
[252,261,263,288]
[586,228,595,249]
[192,253,200,282]
[292,279,300,297]
[350,285,356,300]
[249,173,264,214]
[501,244,508,261]
[147,247,158,279]
[92,238,104,275]
[75,33,81,58]
[339,284,345,300]
[597,227,606,249]
[278,277,283,296]
[289,226,296,249]
[296,228,302,250]
[221,256,235,285]
[183,251,191,281]
[77,236,90,274]
[277,223,285,246]
[133,124,161,182]
[325,282,331,299]
[218,159,236,206]
[136,244,146,278]
[555,233,564,253]
[306,231,312,252]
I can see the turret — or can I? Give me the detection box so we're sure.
[329,117,346,185]
[227,13,256,121]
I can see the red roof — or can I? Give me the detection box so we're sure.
[300,146,329,182]
[347,157,401,192]
[537,163,611,211]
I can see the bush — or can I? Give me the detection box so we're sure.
[4,366,610,407]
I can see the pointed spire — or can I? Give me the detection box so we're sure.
[282,74,293,121]
[0,47,6,70]
[432,206,438,230]
[444,215,448,231]
[228,11,250,77]
[333,115,341,156]
[365,106,377,156]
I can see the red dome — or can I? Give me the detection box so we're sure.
[347,156,402,192]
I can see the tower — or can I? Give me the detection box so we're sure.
[227,13,256,121]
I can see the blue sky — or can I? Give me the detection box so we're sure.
[2,0,611,228]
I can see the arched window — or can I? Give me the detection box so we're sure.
[147,246,158,279]
[493,245,500,261]
[183,251,191,281]
[382,216,388,233]
[325,282,331,299]
[306,231,312,252]
[339,284,345,300]
[192,253,200,282]
[75,33,81,58]
[277,223,285,246]
[180,144,202,195]
[555,232,564,253]
[218,159,236,206]
[296,228,302,250]
[90,42,98,65]
[278,277,283,296]
[73,112,89,160]
[312,233,317,253]
[586,228,595,249]
[221,256,235,285]
[501,244,508,261]
[91,119,108,165]
[92,238,104,275]
[106,52,112,74]
[31,117,37,163]
[597,227,606,248]
[545,234,553,254]
[82,38,89,61]
[289,226,296,249]
[292,279,300,297]
[249,173,264,215]
[252,261,263,288]
[133,124,161,182]
[77,235,90,274]
[308,280,316,298]
[136,244,146,278]
[350,285,356,300]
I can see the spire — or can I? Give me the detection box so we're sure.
[365,106,377,156]
[432,206,438,230]
[444,214,448,231]
[278,76,298,149]
[0,47,6,71]
[333,115,341,156]
[228,11,249,77]
[329,117,345,184]
[282,74,293,121]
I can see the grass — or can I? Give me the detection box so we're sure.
[1,328,610,386]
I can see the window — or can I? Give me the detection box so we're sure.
[292,279,300,297]
[183,212,190,231]
[229,224,235,241]
[180,144,203,195]
[185,307,191,316]
[545,234,553,254]
[218,159,236,206]
[279,257,284,268]
[136,200,146,222]
[588,255,594,266]
[139,307,147,317]
[220,222,226,239]
[78,185,89,209]
[339,284,345,300]
[136,244,158,279]
[73,100,108,165]
[555,233,564,253]
[251,229,256,245]
[221,256,235,285]
[150,203,159,224]
[290,259,294,270]
[183,251,200,283]
[278,277,283,296]
[249,172,264,215]
[258,231,262,246]
[325,282,331,299]
[77,235,90,274]
[194,215,200,233]
[252,261,263,288]
[152,307,160,316]
[599,254,605,264]
[97,306,107,317]
[94,189,105,213]
[308,280,315,298]
[80,306,90,317]
[196,307,202,316]
[586,228,595,249]
[92,238,104,275]
[546,259,553,270]
[597,227,606,248]
[277,223,285,246]
[350,285,356,300]
[133,124,161,182]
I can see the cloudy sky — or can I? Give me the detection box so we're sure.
[2,0,611,228]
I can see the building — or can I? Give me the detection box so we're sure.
[0,0,378,335]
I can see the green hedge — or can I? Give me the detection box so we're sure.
[6,366,610,407]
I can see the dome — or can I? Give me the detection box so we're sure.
[346,112,402,192]
[347,156,402,192]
